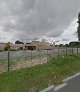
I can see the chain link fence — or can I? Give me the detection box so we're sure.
[0,47,80,72]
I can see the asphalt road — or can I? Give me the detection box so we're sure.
[56,75,80,92]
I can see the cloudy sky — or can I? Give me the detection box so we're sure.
[0,0,80,44]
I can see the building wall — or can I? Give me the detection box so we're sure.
[0,44,6,51]
[10,46,19,50]
[0,42,55,51]
[27,46,36,50]
[10,46,25,50]
[0,47,4,51]
[36,45,54,50]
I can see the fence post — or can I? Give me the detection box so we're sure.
[47,50,48,63]
[58,46,59,56]
[8,49,10,72]
[66,48,67,55]
[30,50,35,92]
[77,47,78,54]
[31,50,32,65]
[72,48,73,55]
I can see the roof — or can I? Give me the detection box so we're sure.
[0,44,5,47]
[10,44,36,47]
[10,44,25,47]
[0,41,54,47]
[25,44,37,46]
[31,41,51,46]
[0,44,36,47]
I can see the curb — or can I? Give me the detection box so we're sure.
[40,83,67,92]
[40,85,55,92]
[54,83,67,91]
[63,72,80,82]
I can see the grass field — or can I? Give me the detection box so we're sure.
[0,54,80,92]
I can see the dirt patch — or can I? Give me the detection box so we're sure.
[11,57,47,70]
[0,64,6,73]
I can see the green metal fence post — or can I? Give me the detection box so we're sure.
[47,50,48,63]
[58,46,59,56]
[8,49,10,72]
[66,48,67,55]
[30,50,35,92]
[77,47,78,54]
[72,48,73,55]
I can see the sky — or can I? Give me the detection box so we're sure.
[0,0,80,44]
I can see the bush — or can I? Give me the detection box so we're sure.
[4,44,10,51]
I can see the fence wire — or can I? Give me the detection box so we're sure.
[0,48,80,72]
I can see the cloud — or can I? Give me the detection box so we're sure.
[54,18,78,44]
[0,0,80,43]
[61,18,78,40]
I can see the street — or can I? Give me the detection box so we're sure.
[56,74,80,92]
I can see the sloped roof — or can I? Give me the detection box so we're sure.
[31,41,51,46]
[0,44,5,47]
[10,44,36,47]
[10,44,25,47]
[0,41,54,47]
[25,44,37,46]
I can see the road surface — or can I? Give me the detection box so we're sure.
[56,75,80,92]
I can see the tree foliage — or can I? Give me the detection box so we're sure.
[4,43,10,51]
[15,40,24,44]
[77,12,80,41]
[69,41,80,47]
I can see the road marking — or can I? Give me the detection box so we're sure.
[63,72,80,82]
[54,83,67,91]
[40,85,54,92]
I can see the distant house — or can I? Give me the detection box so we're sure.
[12,41,55,51]
[28,41,54,50]
[25,44,36,50]
[0,44,5,51]
[0,41,55,51]
[10,44,25,51]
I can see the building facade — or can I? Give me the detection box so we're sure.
[10,44,25,51]
[0,44,5,51]
[0,41,55,51]
[30,41,55,50]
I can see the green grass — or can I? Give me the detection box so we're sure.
[0,54,80,92]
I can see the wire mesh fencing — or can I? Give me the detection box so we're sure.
[0,51,8,72]
[0,48,80,73]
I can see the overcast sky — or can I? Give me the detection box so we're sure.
[0,0,80,44]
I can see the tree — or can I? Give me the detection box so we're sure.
[77,12,80,41]
[64,44,69,47]
[69,41,80,47]
[59,44,63,47]
[15,40,24,44]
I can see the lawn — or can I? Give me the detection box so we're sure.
[0,54,80,92]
